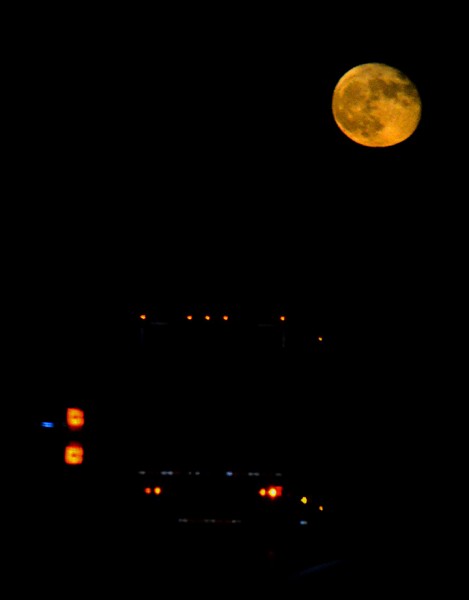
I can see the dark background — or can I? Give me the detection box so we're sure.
[9,8,460,318]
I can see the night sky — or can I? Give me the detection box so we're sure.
[11,10,460,317]
[9,7,463,396]
[12,15,454,299]
[8,9,461,385]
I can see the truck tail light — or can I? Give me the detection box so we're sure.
[259,485,283,499]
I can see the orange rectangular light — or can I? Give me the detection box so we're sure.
[64,442,84,465]
[66,408,85,431]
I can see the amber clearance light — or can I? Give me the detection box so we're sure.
[66,408,85,431]
[64,442,84,465]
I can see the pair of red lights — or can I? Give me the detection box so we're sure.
[259,485,283,499]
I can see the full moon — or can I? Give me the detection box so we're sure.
[332,63,422,147]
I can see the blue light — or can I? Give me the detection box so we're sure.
[41,421,55,429]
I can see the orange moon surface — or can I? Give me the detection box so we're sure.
[332,63,422,147]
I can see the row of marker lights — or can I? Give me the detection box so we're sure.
[139,314,286,322]
[138,313,323,342]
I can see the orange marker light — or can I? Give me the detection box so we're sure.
[139,314,146,320]
[204,315,211,321]
[64,442,84,465]
[66,408,85,431]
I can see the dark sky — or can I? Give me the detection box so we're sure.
[9,9,462,340]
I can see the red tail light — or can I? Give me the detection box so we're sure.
[144,486,162,495]
[259,485,283,499]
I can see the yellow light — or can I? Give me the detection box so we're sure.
[64,442,84,465]
[318,505,324,511]
[153,487,162,495]
[300,496,308,504]
[259,488,266,497]
[204,315,210,321]
[318,336,323,342]
[139,314,146,320]
[186,315,193,320]
[222,315,229,321]
[279,315,286,322]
